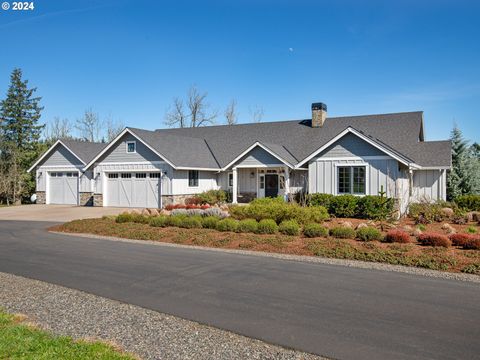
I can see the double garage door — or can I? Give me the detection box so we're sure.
[48,172,79,205]
[106,172,161,208]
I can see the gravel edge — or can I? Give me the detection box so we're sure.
[50,230,480,283]
[0,272,326,360]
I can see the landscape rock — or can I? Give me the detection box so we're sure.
[149,208,160,217]
[338,221,353,228]
[413,229,423,237]
[131,209,141,215]
[160,209,171,216]
[356,223,368,230]
[141,209,151,217]
[441,207,454,218]
[441,223,456,234]
[467,211,480,223]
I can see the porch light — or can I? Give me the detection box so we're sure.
[250,171,255,178]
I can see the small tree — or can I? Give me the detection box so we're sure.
[224,99,238,125]
[105,115,124,141]
[75,108,102,142]
[165,85,217,128]
[45,116,72,141]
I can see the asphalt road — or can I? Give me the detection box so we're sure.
[0,220,479,360]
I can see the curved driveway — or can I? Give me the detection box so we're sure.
[0,219,479,360]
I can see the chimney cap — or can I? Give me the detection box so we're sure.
[312,102,327,111]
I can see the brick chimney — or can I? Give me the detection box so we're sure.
[311,102,327,127]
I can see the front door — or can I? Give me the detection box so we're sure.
[265,174,279,198]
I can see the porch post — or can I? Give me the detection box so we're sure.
[232,167,238,203]
[284,166,290,200]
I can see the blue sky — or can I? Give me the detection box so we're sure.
[1,0,479,142]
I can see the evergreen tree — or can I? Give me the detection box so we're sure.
[447,126,479,200]
[0,68,44,204]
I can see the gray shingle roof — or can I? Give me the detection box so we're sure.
[61,139,108,164]
[147,111,450,168]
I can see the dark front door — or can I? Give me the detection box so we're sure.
[265,174,279,198]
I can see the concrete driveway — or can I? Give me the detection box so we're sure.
[0,205,129,222]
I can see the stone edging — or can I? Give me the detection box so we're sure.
[49,231,480,283]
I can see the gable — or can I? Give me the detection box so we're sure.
[38,144,84,167]
[233,146,285,167]
[314,132,388,159]
[96,133,163,164]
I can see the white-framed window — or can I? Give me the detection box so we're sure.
[126,141,136,153]
[337,166,366,195]
[259,175,265,189]
[121,173,131,179]
[149,173,161,178]
[228,172,233,187]
[135,173,147,178]
[188,170,199,187]
[108,173,118,179]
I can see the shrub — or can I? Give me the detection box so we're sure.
[449,233,478,247]
[256,219,278,234]
[330,226,356,239]
[384,230,411,243]
[463,237,480,250]
[308,193,334,208]
[467,226,477,234]
[180,216,203,229]
[356,227,383,241]
[116,212,134,223]
[198,190,227,205]
[185,196,202,205]
[408,202,444,224]
[299,206,329,224]
[167,214,187,227]
[303,223,329,238]
[417,232,451,247]
[329,195,358,218]
[201,216,220,229]
[216,218,239,232]
[149,216,169,227]
[357,196,394,220]
[455,194,480,211]
[204,207,228,218]
[278,220,300,236]
[237,219,258,233]
[171,208,188,216]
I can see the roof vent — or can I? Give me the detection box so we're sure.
[312,102,327,127]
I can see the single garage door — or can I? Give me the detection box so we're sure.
[48,172,79,205]
[106,172,161,208]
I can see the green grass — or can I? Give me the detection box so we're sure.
[0,310,135,360]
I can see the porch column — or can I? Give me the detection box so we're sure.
[232,167,238,203]
[284,167,290,199]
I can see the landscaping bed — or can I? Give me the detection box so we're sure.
[51,216,480,274]
[0,308,134,359]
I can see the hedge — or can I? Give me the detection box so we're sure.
[303,223,329,238]
[237,219,258,233]
[256,219,278,234]
[455,195,480,211]
[278,220,300,236]
[330,226,356,239]
[356,227,383,241]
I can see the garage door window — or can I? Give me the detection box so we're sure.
[51,172,57,177]
[135,173,147,178]
[121,173,131,179]
[150,173,161,178]
[108,173,118,179]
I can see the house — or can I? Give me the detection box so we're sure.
[28,103,451,213]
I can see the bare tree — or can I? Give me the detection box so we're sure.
[224,99,238,125]
[45,117,72,141]
[75,108,102,142]
[105,115,125,141]
[250,105,264,123]
[165,85,217,128]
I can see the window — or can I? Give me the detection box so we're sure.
[57,172,64,177]
[126,141,136,153]
[149,173,161,178]
[228,173,233,187]
[121,173,131,179]
[108,173,118,179]
[259,175,265,189]
[50,172,57,177]
[188,170,199,187]
[66,172,73,177]
[72,172,78,177]
[135,173,147,178]
[337,166,366,195]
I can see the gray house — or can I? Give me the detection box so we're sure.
[29,103,451,214]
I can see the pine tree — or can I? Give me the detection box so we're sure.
[0,68,44,204]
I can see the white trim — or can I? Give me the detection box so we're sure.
[333,163,370,196]
[102,169,164,173]
[176,166,220,171]
[295,127,414,168]
[222,142,294,171]
[37,164,83,169]
[313,156,393,161]
[233,164,290,169]
[414,166,451,170]
[28,140,85,173]
[83,128,177,170]
[126,141,137,154]
[97,161,166,166]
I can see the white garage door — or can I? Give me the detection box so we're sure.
[106,172,161,208]
[48,172,79,205]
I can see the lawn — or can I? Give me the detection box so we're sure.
[0,309,135,360]
[51,218,480,274]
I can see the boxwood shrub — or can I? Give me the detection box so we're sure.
[180,216,203,229]
[303,223,329,238]
[237,219,258,233]
[116,213,134,223]
[167,214,187,227]
[329,195,358,218]
[330,226,356,239]
[307,193,335,209]
[278,220,300,236]
[216,218,239,232]
[256,219,278,234]
[149,216,169,227]
[201,216,220,229]
[356,227,383,241]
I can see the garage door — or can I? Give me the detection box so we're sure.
[106,172,161,208]
[48,172,79,205]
